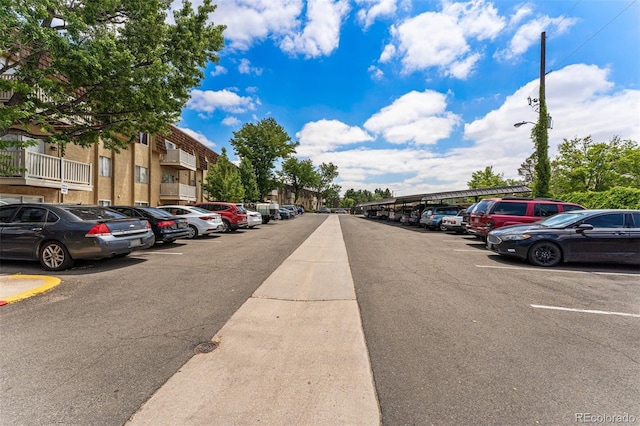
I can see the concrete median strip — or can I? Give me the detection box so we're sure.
[0,274,61,306]
[127,215,381,425]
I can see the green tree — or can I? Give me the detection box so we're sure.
[279,157,319,203]
[518,153,537,187]
[315,162,339,208]
[531,107,551,197]
[230,118,298,199]
[239,156,260,202]
[202,147,244,202]
[0,0,225,151]
[323,184,342,208]
[340,197,355,208]
[467,166,511,189]
[374,188,393,198]
[551,136,640,194]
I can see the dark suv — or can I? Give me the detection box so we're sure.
[467,197,585,240]
[192,202,248,232]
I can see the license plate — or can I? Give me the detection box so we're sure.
[129,239,142,248]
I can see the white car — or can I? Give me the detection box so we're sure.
[243,209,263,228]
[158,205,223,238]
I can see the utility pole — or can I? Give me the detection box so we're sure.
[532,31,551,198]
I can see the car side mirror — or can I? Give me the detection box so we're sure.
[576,223,594,233]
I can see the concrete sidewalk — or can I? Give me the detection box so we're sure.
[127,215,381,425]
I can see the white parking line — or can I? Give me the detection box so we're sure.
[475,264,640,277]
[136,252,184,255]
[454,249,484,252]
[531,304,640,318]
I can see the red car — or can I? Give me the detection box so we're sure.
[467,197,585,240]
[192,202,248,232]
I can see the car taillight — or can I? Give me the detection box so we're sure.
[157,220,175,228]
[86,223,111,237]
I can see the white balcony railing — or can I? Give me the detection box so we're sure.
[160,182,196,201]
[1,149,92,187]
[160,149,196,170]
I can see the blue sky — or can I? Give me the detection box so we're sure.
[173,0,640,196]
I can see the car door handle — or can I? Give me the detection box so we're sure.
[31,227,42,231]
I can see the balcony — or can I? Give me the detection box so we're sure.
[160,182,196,202]
[0,149,92,191]
[160,149,196,170]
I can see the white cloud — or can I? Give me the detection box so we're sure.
[222,116,241,126]
[368,65,384,79]
[382,0,506,79]
[496,14,578,61]
[178,127,217,149]
[186,89,257,114]
[355,0,398,29]
[279,0,350,58]
[299,64,640,196]
[238,58,263,75]
[295,119,374,157]
[210,65,227,77]
[364,90,461,144]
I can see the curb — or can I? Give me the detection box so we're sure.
[0,275,61,306]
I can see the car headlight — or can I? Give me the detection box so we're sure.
[501,234,531,241]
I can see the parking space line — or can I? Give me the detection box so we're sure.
[135,252,184,255]
[531,304,640,318]
[454,249,484,252]
[476,264,640,277]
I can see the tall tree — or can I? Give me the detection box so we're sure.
[0,0,225,151]
[518,153,537,187]
[467,166,514,189]
[230,118,298,199]
[279,157,319,203]
[201,147,244,202]
[315,162,339,208]
[323,184,342,208]
[551,136,640,194]
[239,156,260,202]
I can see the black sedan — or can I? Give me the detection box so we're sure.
[486,209,640,267]
[0,203,155,271]
[111,206,190,244]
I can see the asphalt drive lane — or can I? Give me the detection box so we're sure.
[340,215,640,425]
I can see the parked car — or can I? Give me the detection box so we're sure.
[461,202,478,231]
[111,206,190,244]
[486,209,640,267]
[317,207,331,214]
[440,209,467,233]
[420,205,464,230]
[406,204,427,226]
[158,205,222,238]
[255,202,279,222]
[390,207,411,222]
[467,197,585,241]
[279,208,292,219]
[0,203,154,271]
[335,209,348,214]
[281,205,298,216]
[192,202,248,232]
[241,207,263,229]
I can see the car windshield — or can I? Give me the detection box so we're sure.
[235,205,247,213]
[537,210,594,227]
[190,207,212,214]
[65,206,128,220]
[143,207,174,217]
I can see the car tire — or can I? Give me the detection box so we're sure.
[219,220,230,233]
[440,224,448,231]
[528,241,561,267]
[187,225,198,239]
[39,240,74,271]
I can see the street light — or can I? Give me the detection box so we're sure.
[513,116,553,129]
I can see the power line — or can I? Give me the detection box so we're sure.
[551,0,639,72]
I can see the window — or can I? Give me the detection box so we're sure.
[99,156,112,177]
[98,199,111,206]
[562,204,584,212]
[165,140,176,150]
[139,132,149,145]
[492,202,527,216]
[134,201,149,206]
[534,203,559,217]
[135,166,149,184]
[583,213,625,228]
[15,207,47,223]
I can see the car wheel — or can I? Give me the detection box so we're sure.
[440,224,448,231]
[187,225,198,239]
[528,241,561,267]
[39,241,74,271]
[219,220,230,233]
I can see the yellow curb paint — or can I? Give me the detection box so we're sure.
[1,275,61,304]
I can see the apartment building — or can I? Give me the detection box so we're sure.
[0,125,219,207]
[267,185,318,211]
